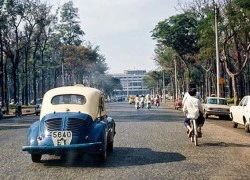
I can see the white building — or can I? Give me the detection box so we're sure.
[111,70,149,98]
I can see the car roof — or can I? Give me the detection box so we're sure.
[40,85,105,121]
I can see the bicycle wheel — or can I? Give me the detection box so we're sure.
[190,135,194,142]
[192,119,198,146]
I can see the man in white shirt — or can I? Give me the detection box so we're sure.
[135,94,140,110]
[183,87,205,137]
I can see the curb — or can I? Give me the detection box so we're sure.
[2,110,35,119]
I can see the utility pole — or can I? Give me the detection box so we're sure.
[174,59,178,100]
[215,3,220,97]
[162,69,165,102]
[61,61,65,86]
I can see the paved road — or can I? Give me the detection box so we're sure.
[0,101,250,180]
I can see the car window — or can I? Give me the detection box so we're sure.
[218,99,227,105]
[243,97,248,106]
[208,98,217,104]
[239,97,246,106]
[99,96,105,111]
[51,94,86,105]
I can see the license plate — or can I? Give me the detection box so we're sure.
[52,131,72,146]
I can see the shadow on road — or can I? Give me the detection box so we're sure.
[0,117,38,131]
[200,142,250,148]
[41,147,186,167]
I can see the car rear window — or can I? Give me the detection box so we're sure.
[51,94,86,105]
[208,98,227,105]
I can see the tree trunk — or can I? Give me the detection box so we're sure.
[0,30,4,107]
[231,76,239,105]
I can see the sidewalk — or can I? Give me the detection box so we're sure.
[161,100,175,109]
[3,108,35,118]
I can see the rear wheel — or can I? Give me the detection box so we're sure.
[190,135,194,142]
[31,154,41,163]
[245,123,250,133]
[232,121,238,128]
[194,135,198,146]
[193,121,198,146]
[204,110,208,118]
[99,133,107,163]
[107,141,114,152]
[107,125,115,152]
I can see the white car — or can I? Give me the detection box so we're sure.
[230,95,250,132]
[202,97,230,119]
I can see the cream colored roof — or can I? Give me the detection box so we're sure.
[40,85,104,120]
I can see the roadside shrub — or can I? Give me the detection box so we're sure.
[227,98,234,104]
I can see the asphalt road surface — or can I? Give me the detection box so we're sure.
[0,101,250,180]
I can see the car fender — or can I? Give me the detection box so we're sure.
[89,121,107,143]
[26,121,40,146]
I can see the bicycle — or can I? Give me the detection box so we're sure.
[190,118,198,146]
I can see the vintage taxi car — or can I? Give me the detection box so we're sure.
[22,85,116,163]
[230,95,250,132]
[202,97,230,119]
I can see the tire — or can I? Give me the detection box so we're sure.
[193,120,198,146]
[204,110,208,118]
[245,123,250,133]
[99,148,107,163]
[99,133,107,163]
[232,121,238,128]
[194,135,198,146]
[107,141,114,152]
[31,154,42,163]
[190,136,194,142]
[219,115,224,120]
[107,125,115,152]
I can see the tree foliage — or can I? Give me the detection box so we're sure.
[0,0,110,110]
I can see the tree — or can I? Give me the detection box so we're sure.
[58,0,84,46]
[3,0,26,104]
[151,12,200,87]
[222,0,250,105]
[102,76,122,98]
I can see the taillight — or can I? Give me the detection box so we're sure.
[37,136,42,141]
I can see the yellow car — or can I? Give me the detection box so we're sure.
[129,96,135,104]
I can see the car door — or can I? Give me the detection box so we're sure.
[234,97,246,124]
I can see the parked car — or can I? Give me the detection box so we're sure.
[230,95,250,132]
[174,97,183,110]
[22,84,116,163]
[202,97,230,119]
[35,98,43,116]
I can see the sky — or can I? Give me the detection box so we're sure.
[53,0,181,74]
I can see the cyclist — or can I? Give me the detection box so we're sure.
[140,95,145,108]
[145,94,151,109]
[135,94,140,110]
[183,87,205,138]
[154,94,160,107]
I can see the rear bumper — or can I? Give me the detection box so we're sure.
[22,142,103,155]
[206,111,230,116]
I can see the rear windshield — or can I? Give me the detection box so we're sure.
[51,94,86,105]
[208,98,227,105]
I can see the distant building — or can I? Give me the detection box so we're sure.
[111,70,149,97]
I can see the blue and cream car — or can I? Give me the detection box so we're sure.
[22,85,116,163]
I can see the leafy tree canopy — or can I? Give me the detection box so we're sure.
[151,12,200,57]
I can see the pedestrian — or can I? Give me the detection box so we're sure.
[15,99,22,117]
